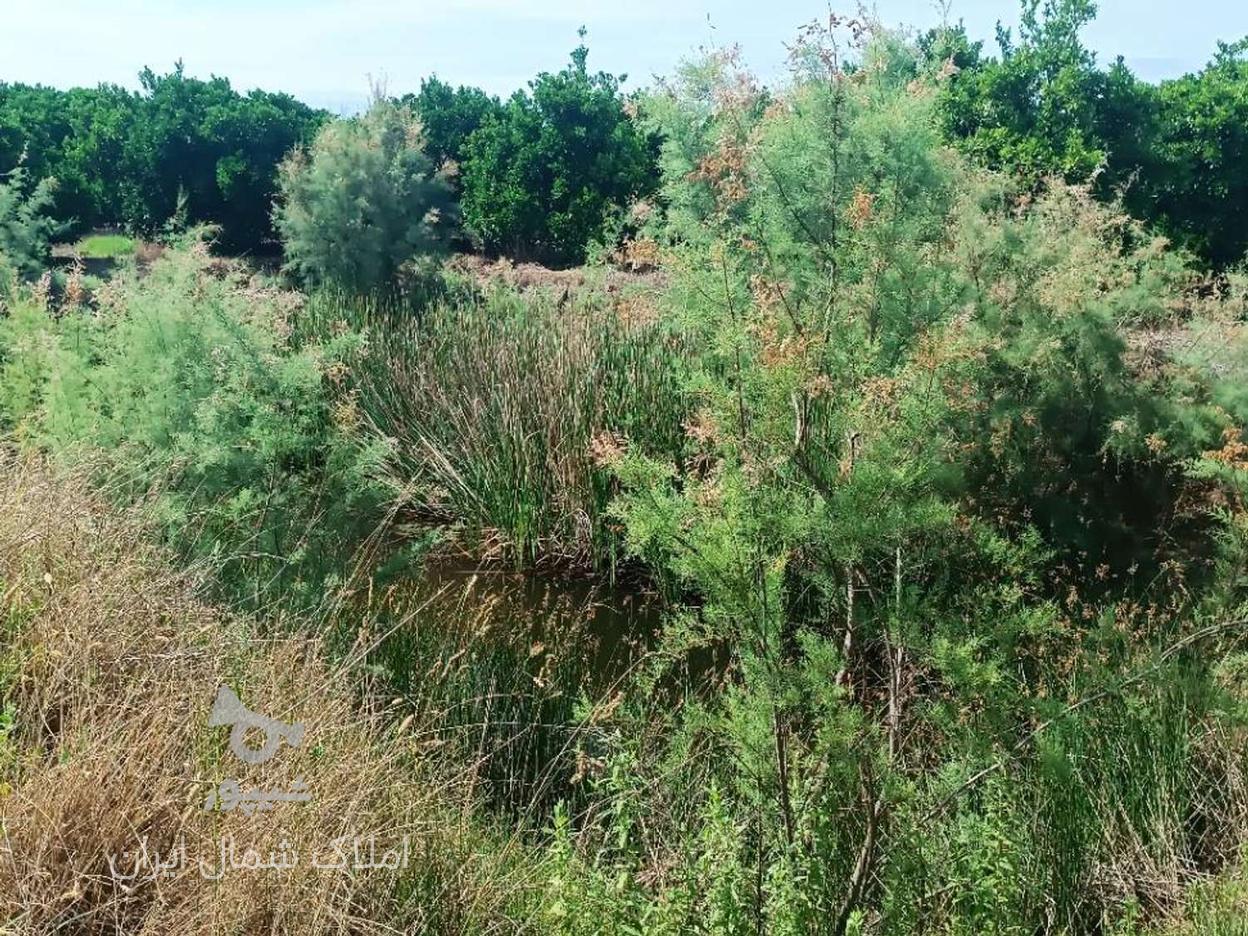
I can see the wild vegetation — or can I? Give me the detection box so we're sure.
[924,0,1248,266]
[455,35,658,267]
[0,166,63,280]
[275,98,456,293]
[3,3,1248,934]
[0,65,324,252]
[5,7,1248,269]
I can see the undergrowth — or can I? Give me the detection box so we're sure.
[2,16,1248,936]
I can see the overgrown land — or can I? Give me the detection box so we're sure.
[3,3,1248,933]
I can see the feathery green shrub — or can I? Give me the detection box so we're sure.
[528,23,1248,935]
[0,237,386,608]
[275,98,455,294]
[0,165,64,279]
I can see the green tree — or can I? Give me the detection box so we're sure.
[274,98,454,292]
[0,84,71,191]
[460,34,657,266]
[926,1,1248,267]
[0,67,323,251]
[123,65,325,251]
[0,165,65,278]
[56,85,142,229]
[405,76,503,175]
[1140,40,1248,266]
[930,0,1115,180]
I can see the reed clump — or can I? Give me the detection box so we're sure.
[341,284,689,568]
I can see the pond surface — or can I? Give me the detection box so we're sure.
[388,559,664,691]
[353,560,664,814]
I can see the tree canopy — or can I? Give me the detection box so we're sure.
[458,37,658,267]
[0,64,325,251]
[928,0,1248,267]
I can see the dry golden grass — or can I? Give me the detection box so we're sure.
[0,457,526,934]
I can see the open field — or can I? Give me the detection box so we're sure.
[72,232,134,259]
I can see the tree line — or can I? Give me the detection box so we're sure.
[0,37,658,268]
[1,3,1247,270]
[0,63,324,252]
[926,0,1248,267]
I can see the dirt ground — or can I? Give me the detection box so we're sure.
[448,253,666,297]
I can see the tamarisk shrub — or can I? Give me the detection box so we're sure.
[537,19,1248,935]
[275,97,454,293]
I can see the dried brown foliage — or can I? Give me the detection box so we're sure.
[0,458,521,934]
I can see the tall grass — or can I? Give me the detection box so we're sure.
[337,567,658,820]
[0,456,533,933]
[319,283,690,569]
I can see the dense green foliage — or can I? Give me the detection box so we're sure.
[6,9,1248,935]
[404,76,503,179]
[0,238,385,607]
[2,45,654,267]
[924,1,1117,180]
[458,38,658,266]
[0,65,324,251]
[0,165,64,279]
[1137,40,1248,266]
[275,99,455,293]
[402,42,658,265]
[7,3,1244,270]
[527,28,1248,934]
[928,0,1248,267]
[0,7,1243,270]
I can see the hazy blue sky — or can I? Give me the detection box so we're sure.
[4,1,1246,112]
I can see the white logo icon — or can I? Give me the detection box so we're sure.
[208,685,305,765]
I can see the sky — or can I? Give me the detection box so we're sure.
[4,1,1246,113]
